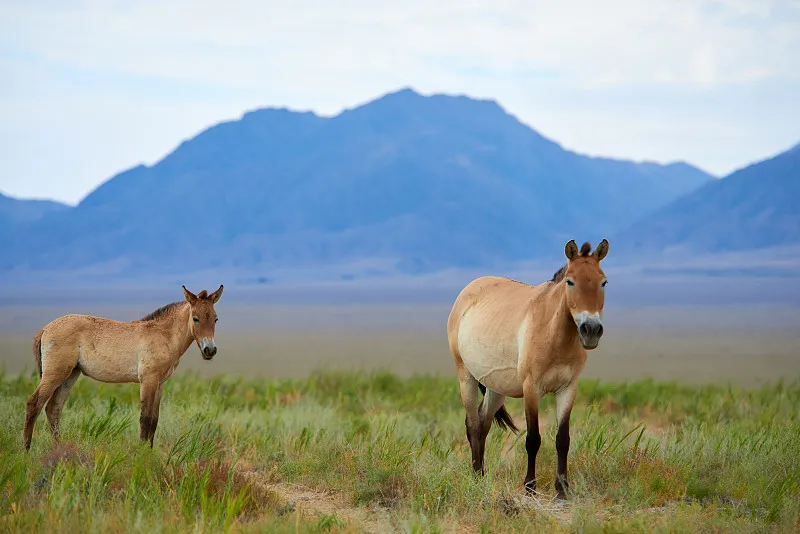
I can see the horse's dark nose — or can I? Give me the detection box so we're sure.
[578,321,604,349]
[579,322,603,338]
[204,346,217,358]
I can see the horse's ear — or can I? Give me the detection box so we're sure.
[209,284,224,304]
[182,285,198,305]
[593,239,609,261]
[565,240,579,260]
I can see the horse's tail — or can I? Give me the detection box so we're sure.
[32,329,44,378]
[478,383,519,434]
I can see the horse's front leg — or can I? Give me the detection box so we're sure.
[554,381,578,499]
[523,379,540,493]
[139,378,159,447]
[149,382,166,446]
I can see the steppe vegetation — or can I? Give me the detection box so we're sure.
[1,369,798,532]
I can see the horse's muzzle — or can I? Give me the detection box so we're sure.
[578,320,604,350]
[200,339,217,360]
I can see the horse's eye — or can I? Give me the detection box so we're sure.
[566,280,575,287]
[601,280,608,287]
[214,317,218,323]
[193,317,199,322]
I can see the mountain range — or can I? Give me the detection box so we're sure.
[1,88,796,280]
[617,142,800,255]
[0,192,68,226]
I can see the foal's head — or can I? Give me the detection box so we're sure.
[182,285,224,360]
[560,239,609,350]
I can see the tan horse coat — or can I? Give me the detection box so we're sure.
[23,285,223,450]
[448,240,608,497]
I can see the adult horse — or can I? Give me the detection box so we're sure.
[23,285,224,450]
[447,239,608,498]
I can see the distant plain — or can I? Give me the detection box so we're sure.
[2,274,799,387]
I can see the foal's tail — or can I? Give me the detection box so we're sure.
[478,383,519,434]
[32,329,43,378]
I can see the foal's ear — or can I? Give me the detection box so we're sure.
[208,284,224,304]
[593,239,609,261]
[565,240,579,260]
[182,285,198,305]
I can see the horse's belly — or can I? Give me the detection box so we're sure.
[78,346,139,383]
[458,323,523,398]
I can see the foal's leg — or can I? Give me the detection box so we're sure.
[23,363,74,451]
[139,378,160,447]
[147,382,166,446]
[522,379,541,493]
[45,368,81,440]
[554,381,578,499]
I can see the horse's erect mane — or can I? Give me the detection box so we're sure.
[138,301,184,322]
[550,242,593,282]
[551,265,568,283]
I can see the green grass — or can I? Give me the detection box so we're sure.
[1,369,799,533]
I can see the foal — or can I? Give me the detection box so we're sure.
[23,285,223,450]
[447,239,609,498]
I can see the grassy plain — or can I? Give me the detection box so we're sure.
[1,369,799,533]
[1,288,799,532]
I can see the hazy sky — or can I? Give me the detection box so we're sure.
[2,1,799,205]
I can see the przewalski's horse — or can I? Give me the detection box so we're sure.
[447,239,609,498]
[23,285,224,450]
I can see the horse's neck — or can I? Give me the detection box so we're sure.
[163,303,195,361]
[545,285,580,348]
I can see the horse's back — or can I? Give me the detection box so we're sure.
[42,314,124,340]
[448,276,540,397]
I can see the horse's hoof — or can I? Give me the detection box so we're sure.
[556,491,568,501]
[524,480,537,494]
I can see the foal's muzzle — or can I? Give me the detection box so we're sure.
[200,338,217,360]
[577,319,604,350]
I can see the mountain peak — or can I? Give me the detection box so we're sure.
[241,106,320,121]
[3,89,716,276]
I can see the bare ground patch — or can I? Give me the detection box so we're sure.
[237,464,394,533]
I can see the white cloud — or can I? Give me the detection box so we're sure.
[1,0,798,203]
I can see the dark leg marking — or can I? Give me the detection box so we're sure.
[23,390,41,451]
[524,412,541,493]
[555,418,570,499]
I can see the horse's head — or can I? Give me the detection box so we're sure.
[562,239,609,350]
[182,284,224,360]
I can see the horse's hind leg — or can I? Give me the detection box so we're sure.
[45,368,81,441]
[458,373,485,472]
[458,372,506,474]
[450,333,494,473]
[470,387,507,473]
[23,364,73,451]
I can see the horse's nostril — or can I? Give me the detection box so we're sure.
[596,324,604,337]
[579,323,590,337]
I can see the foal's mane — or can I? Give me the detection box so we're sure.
[138,301,184,322]
[550,242,593,283]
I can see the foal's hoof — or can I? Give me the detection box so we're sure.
[524,480,537,495]
[556,491,568,501]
